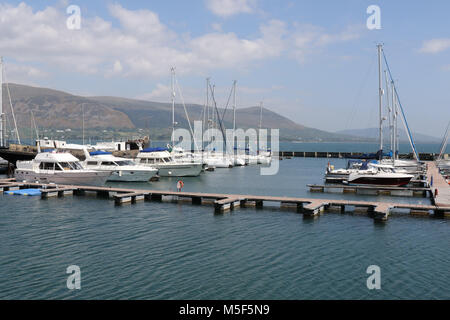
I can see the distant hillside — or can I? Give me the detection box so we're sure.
[337,128,440,143]
[2,83,365,142]
[89,96,359,141]
[4,83,134,129]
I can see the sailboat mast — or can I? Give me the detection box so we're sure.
[384,70,392,153]
[391,81,396,164]
[171,67,176,148]
[0,56,3,147]
[258,101,263,153]
[31,109,39,141]
[438,121,450,161]
[205,78,209,149]
[233,80,237,133]
[394,86,400,160]
[233,80,237,156]
[259,101,263,131]
[82,104,85,145]
[377,44,383,157]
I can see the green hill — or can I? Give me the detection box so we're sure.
[2,83,364,142]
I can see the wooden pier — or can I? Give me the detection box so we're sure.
[308,184,431,198]
[276,151,447,161]
[1,179,449,222]
[426,161,450,207]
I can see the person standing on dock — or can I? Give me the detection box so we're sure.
[177,180,184,192]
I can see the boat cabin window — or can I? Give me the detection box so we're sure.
[59,162,72,170]
[115,160,135,166]
[39,162,55,170]
[71,162,83,170]
[87,161,98,166]
[101,161,116,166]
[56,162,84,170]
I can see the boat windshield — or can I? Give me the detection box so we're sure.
[115,160,135,166]
[379,167,394,173]
[58,162,84,170]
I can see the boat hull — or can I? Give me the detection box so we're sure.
[149,163,203,177]
[107,169,158,182]
[347,176,412,187]
[15,170,111,186]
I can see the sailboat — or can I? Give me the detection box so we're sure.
[256,102,272,165]
[342,44,414,186]
[230,80,245,166]
[379,73,425,173]
[0,57,4,150]
[201,79,234,168]
[347,162,413,186]
[137,68,203,177]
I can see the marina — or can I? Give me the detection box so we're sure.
[0,0,449,302]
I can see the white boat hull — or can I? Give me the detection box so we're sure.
[107,169,158,182]
[144,163,203,177]
[233,156,246,166]
[15,170,111,186]
[205,157,233,168]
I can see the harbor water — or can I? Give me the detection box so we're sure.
[0,157,449,299]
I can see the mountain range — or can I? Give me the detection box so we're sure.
[1,83,440,143]
[336,128,441,144]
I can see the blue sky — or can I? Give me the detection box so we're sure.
[0,0,449,137]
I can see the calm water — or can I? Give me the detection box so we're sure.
[0,158,449,299]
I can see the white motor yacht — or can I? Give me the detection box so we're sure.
[346,163,414,187]
[136,148,203,177]
[257,151,272,165]
[83,150,158,182]
[15,151,111,186]
[232,155,246,166]
[203,152,233,168]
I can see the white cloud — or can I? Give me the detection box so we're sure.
[211,23,222,32]
[136,83,171,101]
[205,0,258,17]
[0,3,360,83]
[0,3,287,79]
[291,24,362,63]
[113,60,123,73]
[1,62,48,85]
[420,38,450,54]
[108,4,176,44]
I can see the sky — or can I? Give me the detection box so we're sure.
[0,0,449,137]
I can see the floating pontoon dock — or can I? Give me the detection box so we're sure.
[1,182,449,223]
[308,184,431,198]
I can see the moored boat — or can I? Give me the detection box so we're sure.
[15,151,111,186]
[83,150,158,182]
[346,163,413,186]
[136,148,203,177]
